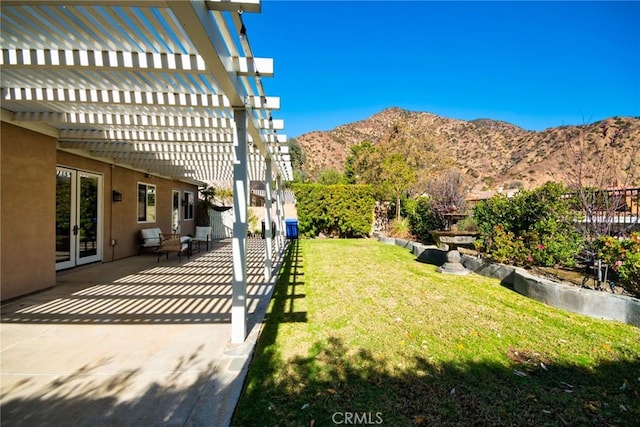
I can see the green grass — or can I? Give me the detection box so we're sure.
[232,239,640,426]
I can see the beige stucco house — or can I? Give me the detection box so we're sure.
[1,121,201,301]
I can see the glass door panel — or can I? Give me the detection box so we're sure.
[77,172,101,264]
[55,168,102,270]
[56,168,75,269]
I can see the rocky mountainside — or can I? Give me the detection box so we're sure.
[295,107,640,193]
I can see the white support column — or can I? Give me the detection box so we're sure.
[264,158,274,281]
[274,175,283,254]
[276,175,286,251]
[231,108,248,344]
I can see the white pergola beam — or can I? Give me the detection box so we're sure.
[206,0,261,13]
[247,96,280,110]
[265,133,288,144]
[4,86,279,114]
[258,118,284,130]
[167,1,268,157]
[13,111,286,132]
[232,56,273,77]
[59,140,237,152]
[5,0,262,12]
[2,87,231,108]
[2,48,272,77]
[1,49,206,71]
[59,129,235,143]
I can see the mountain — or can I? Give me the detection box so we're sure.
[295,107,640,193]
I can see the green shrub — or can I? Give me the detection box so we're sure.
[388,217,412,239]
[474,193,516,239]
[474,182,583,267]
[456,215,478,231]
[293,184,375,238]
[489,225,528,265]
[595,232,640,297]
[404,197,443,244]
[527,218,583,267]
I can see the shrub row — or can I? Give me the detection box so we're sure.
[293,184,375,238]
[473,182,583,267]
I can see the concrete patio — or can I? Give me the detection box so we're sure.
[1,239,281,426]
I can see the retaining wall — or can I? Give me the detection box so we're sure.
[377,235,640,327]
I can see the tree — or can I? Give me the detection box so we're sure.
[196,185,217,226]
[213,186,233,206]
[379,153,417,220]
[561,121,640,240]
[425,169,467,227]
[196,185,233,226]
[317,168,347,185]
[342,123,451,222]
[288,138,308,183]
[344,141,377,184]
[377,120,452,195]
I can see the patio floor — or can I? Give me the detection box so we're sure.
[0,238,281,426]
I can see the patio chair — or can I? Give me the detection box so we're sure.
[139,227,162,255]
[191,226,212,252]
[157,233,190,262]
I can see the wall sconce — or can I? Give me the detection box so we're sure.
[112,190,123,202]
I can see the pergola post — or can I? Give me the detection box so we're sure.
[231,108,248,344]
[274,175,283,254]
[264,158,273,281]
[276,175,286,250]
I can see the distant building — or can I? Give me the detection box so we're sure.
[465,187,520,210]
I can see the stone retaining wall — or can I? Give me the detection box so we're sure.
[378,235,640,327]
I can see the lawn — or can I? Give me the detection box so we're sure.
[232,239,640,426]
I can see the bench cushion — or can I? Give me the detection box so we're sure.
[141,228,162,246]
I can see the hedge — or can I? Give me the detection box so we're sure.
[293,184,375,238]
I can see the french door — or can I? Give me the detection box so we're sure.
[56,167,103,270]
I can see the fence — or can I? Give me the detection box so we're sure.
[573,187,639,237]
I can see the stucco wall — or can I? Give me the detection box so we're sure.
[1,123,56,300]
[1,123,199,301]
[57,151,198,260]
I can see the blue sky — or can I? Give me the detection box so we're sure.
[245,1,640,138]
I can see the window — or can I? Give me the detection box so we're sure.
[184,191,194,220]
[137,183,156,222]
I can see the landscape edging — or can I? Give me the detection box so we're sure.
[377,235,640,327]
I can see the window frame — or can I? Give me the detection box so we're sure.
[137,182,157,223]
[183,190,194,221]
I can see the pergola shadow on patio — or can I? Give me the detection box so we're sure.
[2,240,273,325]
[0,239,283,426]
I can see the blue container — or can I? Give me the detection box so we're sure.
[285,219,298,239]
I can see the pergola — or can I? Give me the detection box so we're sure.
[0,0,291,343]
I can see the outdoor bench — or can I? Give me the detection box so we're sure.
[138,227,162,255]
